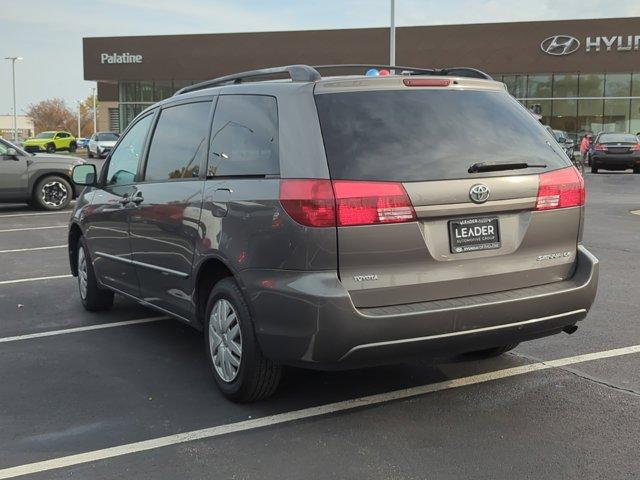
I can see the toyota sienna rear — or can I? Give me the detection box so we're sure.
[69,65,598,402]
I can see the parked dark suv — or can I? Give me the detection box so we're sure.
[69,65,599,402]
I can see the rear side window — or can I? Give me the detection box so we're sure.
[208,95,279,177]
[145,101,212,181]
[315,90,570,182]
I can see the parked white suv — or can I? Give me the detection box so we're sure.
[87,132,119,158]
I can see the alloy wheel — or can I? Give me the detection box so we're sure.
[41,181,68,207]
[209,298,242,382]
[77,247,88,300]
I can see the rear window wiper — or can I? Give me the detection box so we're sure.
[468,161,547,173]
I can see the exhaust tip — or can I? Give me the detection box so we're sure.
[563,325,578,335]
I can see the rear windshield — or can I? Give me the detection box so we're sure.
[315,89,570,182]
[598,133,638,143]
[97,133,119,141]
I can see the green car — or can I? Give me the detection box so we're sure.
[23,131,77,154]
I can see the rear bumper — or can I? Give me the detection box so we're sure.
[592,153,640,168]
[241,245,598,368]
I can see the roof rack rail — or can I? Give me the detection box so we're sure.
[437,67,493,80]
[174,64,321,96]
[313,64,492,80]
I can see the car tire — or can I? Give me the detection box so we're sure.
[591,165,598,174]
[77,236,114,311]
[87,148,93,158]
[468,343,519,358]
[46,143,56,153]
[69,142,77,152]
[204,277,282,402]
[633,166,640,174]
[33,175,72,210]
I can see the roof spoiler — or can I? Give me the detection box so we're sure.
[313,64,492,80]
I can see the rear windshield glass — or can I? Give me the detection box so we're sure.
[97,133,119,141]
[598,134,638,143]
[315,89,570,182]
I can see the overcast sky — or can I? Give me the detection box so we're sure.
[2,0,640,114]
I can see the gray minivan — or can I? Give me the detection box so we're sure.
[69,65,598,402]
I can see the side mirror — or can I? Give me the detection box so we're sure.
[5,147,19,159]
[72,164,97,186]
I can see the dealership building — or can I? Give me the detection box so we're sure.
[84,16,640,139]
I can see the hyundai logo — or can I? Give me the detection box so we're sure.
[469,184,490,204]
[540,35,581,56]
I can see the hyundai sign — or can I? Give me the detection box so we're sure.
[541,34,640,56]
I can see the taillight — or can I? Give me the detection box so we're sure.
[279,179,416,227]
[594,144,607,151]
[279,179,336,227]
[333,180,416,226]
[632,143,640,151]
[535,166,585,211]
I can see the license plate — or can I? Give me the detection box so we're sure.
[449,217,501,253]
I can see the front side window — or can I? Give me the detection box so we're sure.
[35,132,54,139]
[208,95,279,177]
[145,101,212,181]
[106,113,154,186]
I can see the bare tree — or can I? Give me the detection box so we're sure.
[26,98,76,134]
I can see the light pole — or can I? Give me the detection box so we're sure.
[91,86,97,134]
[389,0,396,69]
[4,56,23,142]
[76,100,82,138]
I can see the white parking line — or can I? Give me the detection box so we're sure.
[0,344,638,479]
[0,245,66,254]
[0,274,73,286]
[0,225,66,233]
[0,211,70,218]
[0,316,168,344]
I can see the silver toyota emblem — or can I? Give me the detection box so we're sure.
[540,35,581,56]
[469,184,490,204]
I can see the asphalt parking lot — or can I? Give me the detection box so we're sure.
[0,171,638,479]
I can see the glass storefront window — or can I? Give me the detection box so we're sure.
[629,100,640,136]
[632,74,640,97]
[604,74,631,97]
[579,74,604,97]
[502,75,527,98]
[549,99,578,141]
[553,74,578,97]
[120,81,141,103]
[140,81,154,102]
[577,99,604,135]
[525,100,551,125]
[154,81,173,101]
[119,104,148,133]
[603,99,630,132]
[527,74,552,98]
